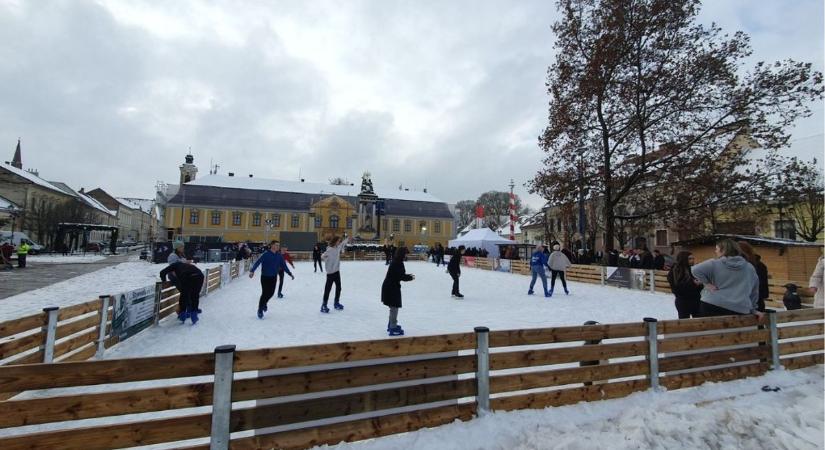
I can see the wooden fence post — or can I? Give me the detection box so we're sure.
[42,307,59,363]
[474,326,490,415]
[95,295,111,358]
[210,344,235,450]
[600,266,605,285]
[153,282,163,326]
[644,317,659,391]
[649,271,656,293]
[767,310,781,370]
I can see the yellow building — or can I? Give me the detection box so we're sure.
[163,157,455,249]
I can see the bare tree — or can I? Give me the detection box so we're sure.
[773,158,824,242]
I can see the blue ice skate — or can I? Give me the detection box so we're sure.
[320,305,330,313]
[190,311,199,324]
[528,290,534,295]
[178,311,189,323]
[257,309,264,319]
[388,326,404,336]
[545,290,553,298]
[387,322,403,332]
[334,303,344,310]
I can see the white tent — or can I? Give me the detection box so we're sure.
[449,228,514,256]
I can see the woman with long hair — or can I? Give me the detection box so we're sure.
[692,239,762,319]
[381,246,415,336]
[667,251,702,318]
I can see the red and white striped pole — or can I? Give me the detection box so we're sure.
[508,179,516,241]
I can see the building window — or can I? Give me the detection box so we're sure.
[189,210,199,225]
[383,219,388,231]
[655,229,668,247]
[232,212,242,226]
[211,211,221,225]
[330,215,339,229]
[434,221,441,234]
[252,213,261,227]
[291,214,300,228]
[272,213,280,227]
[404,220,412,233]
[393,219,400,232]
[774,220,796,240]
[419,221,427,234]
[556,218,562,232]
[347,217,353,229]
[315,216,322,228]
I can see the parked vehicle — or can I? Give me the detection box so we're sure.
[0,231,44,254]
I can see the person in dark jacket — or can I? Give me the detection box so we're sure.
[653,250,666,271]
[640,248,654,270]
[667,251,703,319]
[447,245,465,298]
[276,246,296,298]
[160,261,205,324]
[382,247,415,336]
[249,240,294,319]
[528,244,551,297]
[737,241,769,312]
[384,243,395,265]
[312,244,323,273]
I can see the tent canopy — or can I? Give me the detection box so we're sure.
[448,228,514,255]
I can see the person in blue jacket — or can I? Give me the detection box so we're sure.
[249,240,294,319]
[528,244,551,297]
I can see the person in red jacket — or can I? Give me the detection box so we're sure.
[277,245,296,299]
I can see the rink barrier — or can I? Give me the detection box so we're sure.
[0,317,819,448]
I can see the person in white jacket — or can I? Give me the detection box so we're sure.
[809,256,824,308]
[320,234,351,313]
[548,244,572,296]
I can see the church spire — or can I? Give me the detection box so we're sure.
[11,138,22,169]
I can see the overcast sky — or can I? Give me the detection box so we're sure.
[1,0,822,209]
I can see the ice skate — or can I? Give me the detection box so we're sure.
[190,311,199,324]
[388,325,404,336]
[257,309,264,319]
[320,305,330,313]
[334,302,344,310]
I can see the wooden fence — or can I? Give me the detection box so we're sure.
[0,308,821,450]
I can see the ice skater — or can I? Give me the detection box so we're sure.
[382,246,415,336]
[277,245,296,298]
[447,245,465,298]
[528,244,551,297]
[321,234,351,313]
[160,260,205,324]
[249,240,293,319]
[312,244,323,273]
[548,244,572,296]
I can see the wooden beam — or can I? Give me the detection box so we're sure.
[488,323,647,347]
[55,314,99,341]
[0,331,43,360]
[490,379,649,412]
[660,363,769,390]
[490,360,649,394]
[490,341,647,371]
[0,313,45,340]
[57,299,101,322]
[778,323,825,340]
[659,346,770,373]
[779,338,824,356]
[658,329,768,353]
[781,353,825,370]
[659,315,759,334]
[53,327,99,359]
[776,308,824,324]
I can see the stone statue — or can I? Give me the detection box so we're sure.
[360,171,375,195]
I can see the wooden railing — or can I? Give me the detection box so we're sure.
[0,309,821,450]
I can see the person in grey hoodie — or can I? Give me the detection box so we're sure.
[320,234,351,313]
[691,239,763,320]
[548,244,572,296]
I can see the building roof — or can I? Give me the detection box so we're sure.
[0,194,21,211]
[1,162,68,195]
[672,234,821,248]
[188,174,445,203]
[119,198,154,212]
[168,180,454,219]
[78,193,117,217]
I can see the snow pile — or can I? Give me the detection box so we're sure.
[26,254,107,264]
[321,366,824,450]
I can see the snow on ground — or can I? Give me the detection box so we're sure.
[25,254,107,264]
[320,366,824,450]
[104,260,679,359]
[0,258,221,320]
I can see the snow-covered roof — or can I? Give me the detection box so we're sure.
[120,198,154,212]
[496,219,522,236]
[1,163,68,195]
[0,194,21,211]
[78,193,117,217]
[186,174,445,203]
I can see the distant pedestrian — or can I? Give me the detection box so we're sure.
[653,250,665,271]
[447,245,465,298]
[434,243,445,267]
[16,241,29,268]
[312,244,323,273]
[528,244,551,297]
[321,234,351,313]
[382,246,415,336]
[160,261,205,324]
[667,251,702,319]
[249,240,293,319]
[277,245,296,298]
[809,256,824,308]
[548,244,572,296]
[691,239,762,320]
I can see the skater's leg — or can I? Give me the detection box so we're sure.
[560,271,568,292]
[323,274,334,307]
[277,269,285,295]
[333,272,342,303]
[550,270,558,292]
[388,307,399,328]
[529,270,537,292]
[190,272,204,312]
[259,276,276,311]
[539,270,548,294]
[450,272,459,295]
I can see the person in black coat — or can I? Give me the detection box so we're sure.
[640,248,654,270]
[382,247,415,336]
[160,261,205,324]
[312,244,323,273]
[448,245,464,298]
[653,250,666,271]
[666,251,702,319]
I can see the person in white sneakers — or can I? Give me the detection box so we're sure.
[320,234,351,313]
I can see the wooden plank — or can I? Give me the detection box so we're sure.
[0,413,211,450]
[5,349,44,366]
[778,323,825,340]
[660,362,769,390]
[489,323,647,347]
[490,379,649,412]
[776,308,824,324]
[0,313,45,340]
[658,329,768,353]
[56,314,99,340]
[57,299,101,322]
[218,403,476,450]
[229,378,476,432]
[57,342,97,363]
[233,333,475,372]
[0,331,43,360]
[0,381,213,428]
[490,341,647,371]
[659,315,760,334]
[490,360,649,394]
[53,327,99,359]
[781,353,825,370]
[0,352,215,393]
[779,338,824,356]
[659,346,770,373]
[233,354,476,401]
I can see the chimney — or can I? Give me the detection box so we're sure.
[228,172,234,177]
